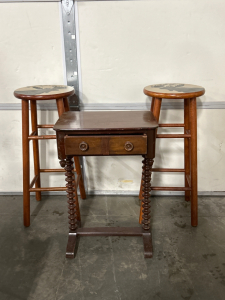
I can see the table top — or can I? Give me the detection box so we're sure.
[54,111,158,132]
[144,83,205,99]
[14,85,74,100]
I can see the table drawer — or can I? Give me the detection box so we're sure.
[64,135,147,156]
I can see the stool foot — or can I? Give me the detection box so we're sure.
[185,192,191,202]
[143,231,153,258]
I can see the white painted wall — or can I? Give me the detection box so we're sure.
[77,0,225,193]
[0,0,225,194]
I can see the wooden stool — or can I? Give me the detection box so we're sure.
[54,110,158,259]
[14,85,86,227]
[139,83,205,227]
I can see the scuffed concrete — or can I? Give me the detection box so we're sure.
[0,195,225,299]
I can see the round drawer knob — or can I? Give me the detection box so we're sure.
[79,141,89,151]
[124,141,134,152]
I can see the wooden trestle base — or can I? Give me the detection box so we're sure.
[66,227,153,259]
[54,111,158,259]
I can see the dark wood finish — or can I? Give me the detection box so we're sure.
[64,135,147,156]
[22,100,30,227]
[54,111,158,132]
[143,232,153,258]
[30,101,41,201]
[62,96,87,201]
[141,157,153,231]
[139,97,162,203]
[66,232,77,259]
[54,111,158,259]
[64,156,79,231]
[76,227,144,236]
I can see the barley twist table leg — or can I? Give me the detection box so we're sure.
[141,156,154,258]
[63,156,79,258]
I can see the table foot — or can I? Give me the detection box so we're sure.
[143,232,153,258]
[66,232,77,258]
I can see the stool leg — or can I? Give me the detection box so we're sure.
[139,98,161,224]
[184,99,191,202]
[22,100,30,227]
[190,97,198,227]
[63,97,86,200]
[56,98,65,116]
[151,97,155,113]
[63,97,70,112]
[30,100,41,201]
[152,98,162,121]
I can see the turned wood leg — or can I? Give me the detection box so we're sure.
[63,156,79,258]
[63,97,86,200]
[190,98,198,227]
[151,97,155,112]
[139,98,156,203]
[184,99,191,202]
[30,100,41,201]
[139,98,161,223]
[141,156,154,258]
[22,100,30,227]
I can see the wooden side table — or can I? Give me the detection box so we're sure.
[14,85,86,227]
[139,83,205,227]
[54,111,158,259]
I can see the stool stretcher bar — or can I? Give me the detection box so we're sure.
[40,169,65,173]
[151,187,191,191]
[152,168,185,172]
[159,124,185,127]
[157,134,191,138]
[28,135,56,140]
[37,124,54,128]
[30,175,39,189]
[30,187,67,192]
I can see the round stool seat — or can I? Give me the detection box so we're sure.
[144,83,205,99]
[14,85,74,100]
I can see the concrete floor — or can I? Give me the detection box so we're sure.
[0,195,225,300]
